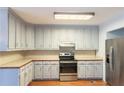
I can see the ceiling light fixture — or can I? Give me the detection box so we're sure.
[54,12,95,20]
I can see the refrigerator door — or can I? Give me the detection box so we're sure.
[106,39,114,85]
[106,38,121,86]
[118,38,124,85]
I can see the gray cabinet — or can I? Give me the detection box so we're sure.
[78,61,103,79]
[42,62,51,79]
[34,62,43,80]
[21,22,26,49]
[34,26,99,50]
[15,18,22,49]
[26,24,34,49]
[43,27,52,50]
[34,61,59,80]
[8,13,16,49]
[35,26,44,49]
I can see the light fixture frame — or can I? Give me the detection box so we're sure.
[54,12,95,20]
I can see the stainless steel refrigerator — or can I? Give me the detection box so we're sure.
[106,38,124,86]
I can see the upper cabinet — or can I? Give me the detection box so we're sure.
[26,24,34,49]
[35,26,44,49]
[34,25,99,50]
[0,8,34,51]
[0,8,99,51]
[8,13,16,49]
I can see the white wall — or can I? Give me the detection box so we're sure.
[97,12,124,81]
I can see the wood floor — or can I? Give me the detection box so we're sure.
[29,80,107,86]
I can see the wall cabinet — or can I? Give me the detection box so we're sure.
[34,26,99,50]
[8,13,16,49]
[26,24,34,49]
[78,61,103,79]
[15,18,22,49]
[34,61,59,80]
[0,8,99,51]
[35,26,44,49]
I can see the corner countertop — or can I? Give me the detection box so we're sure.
[0,56,103,68]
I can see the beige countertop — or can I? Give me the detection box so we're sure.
[0,57,103,68]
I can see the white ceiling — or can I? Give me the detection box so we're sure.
[11,7,124,25]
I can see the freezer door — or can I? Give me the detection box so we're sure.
[118,38,124,85]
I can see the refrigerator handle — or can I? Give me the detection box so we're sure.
[109,46,114,71]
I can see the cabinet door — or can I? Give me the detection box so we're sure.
[26,24,34,49]
[35,26,44,49]
[51,64,59,79]
[27,63,32,84]
[43,28,52,49]
[94,63,103,79]
[78,64,86,79]
[20,69,25,86]
[91,28,99,50]
[8,13,16,49]
[75,29,82,49]
[85,28,91,50]
[21,22,26,49]
[51,28,60,49]
[15,18,22,48]
[43,64,51,79]
[34,64,42,80]
[85,64,95,79]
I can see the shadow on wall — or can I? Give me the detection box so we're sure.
[107,28,124,39]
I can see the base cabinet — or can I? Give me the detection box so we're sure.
[20,62,33,86]
[34,61,59,80]
[0,62,33,86]
[78,61,103,79]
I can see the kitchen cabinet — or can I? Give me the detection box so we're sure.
[0,62,33,86]
[21,22,26,49]
[51,63,59,79]
[20,66,25,86]
[26,24,34,49]
[78,61,103,79]
[34,62,43,80]
[15,18,22,49]
[51,28,60,49]
[8,13,16,49]
[34,61,59,80]
[20,62,33,86]
[43,27,52,50]
[34,25,99,50]
[42,62,51,79]
[78,63,86,79]
[35,26,44,49]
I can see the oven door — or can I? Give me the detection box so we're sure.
[60,63,77,74]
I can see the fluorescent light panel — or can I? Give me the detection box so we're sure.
[54,12,95,20]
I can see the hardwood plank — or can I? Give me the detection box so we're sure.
[29,80,107,86]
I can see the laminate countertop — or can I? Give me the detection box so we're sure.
[0,57,103,68]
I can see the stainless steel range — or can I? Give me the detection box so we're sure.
[59,42,77,81]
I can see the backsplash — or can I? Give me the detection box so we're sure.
[0,50,96,65]
[0,51,25,65]
[24,50,96,59]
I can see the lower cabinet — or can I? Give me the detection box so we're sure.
[20,62,33,86]
[34,61,59,80]
[0,62,33,86]
[78,61,103,79]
